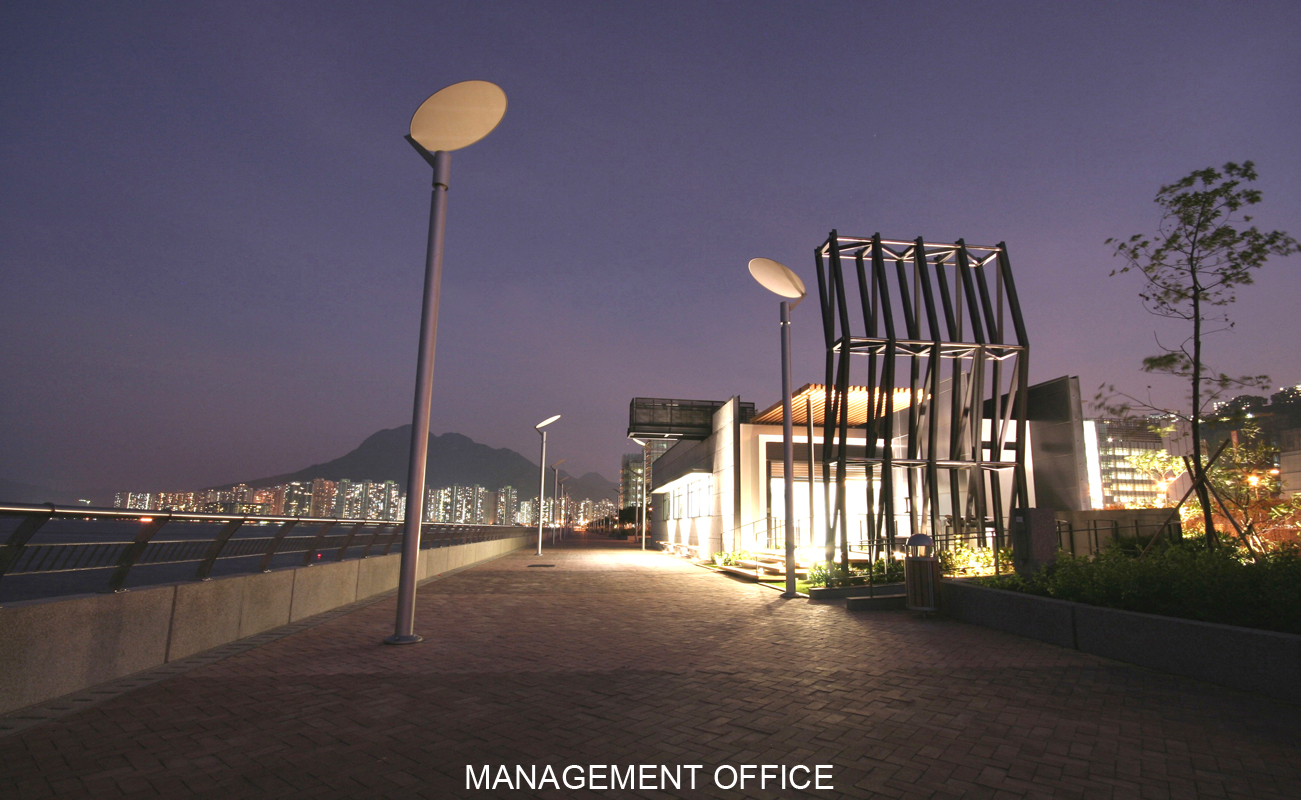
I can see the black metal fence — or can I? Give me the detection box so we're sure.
[0,503,529,603]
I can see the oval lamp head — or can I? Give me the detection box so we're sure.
[410,80,507,152]
[629,437,646,447]
[536,414,561,430]
[748,258,806,299]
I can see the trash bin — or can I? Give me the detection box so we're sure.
[904,533,941,614]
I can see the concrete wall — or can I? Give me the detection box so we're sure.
[940,579,1301,702]
[0,536,528,715]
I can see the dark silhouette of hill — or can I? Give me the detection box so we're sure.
[232,426,615,501]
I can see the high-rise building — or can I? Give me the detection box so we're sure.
[195,489,223,513]
[435,486,454,523]
[309,479,337,518]
[336,480,366,519]
[284,482,311,516]
[620,453,644,510]
[495,486,517,525]
[360,480,398,520]
[517,498,536,527]
[593,498,617,521]
[1083,418,1166,509]
[386,482,402,521]
[154,492,197,512]
[252,487,285,516]
[115,492,154,511]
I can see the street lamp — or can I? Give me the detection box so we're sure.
[557,475,569,542]
[551,459,567,544]
[535,415,561,555]
[748,257,806,599]
[629,437,649,550]
[388,81,507,646]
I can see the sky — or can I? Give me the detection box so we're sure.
[2,1,1299,502]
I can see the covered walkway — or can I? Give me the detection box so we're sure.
[3,533,1299,798]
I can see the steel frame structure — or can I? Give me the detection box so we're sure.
[814,232,1030,574]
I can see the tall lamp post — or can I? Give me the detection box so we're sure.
[748,258,806,599]
[388,81,507,645]
[535,415,560,555]
[629,437,649,550]
[550,459,567,544]
[557,475,569,541]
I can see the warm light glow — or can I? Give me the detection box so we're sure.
[409,81,507,152]
[1248,475,1260,486]
[140,517,153,523]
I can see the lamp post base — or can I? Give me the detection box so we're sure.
[383,634,424,645]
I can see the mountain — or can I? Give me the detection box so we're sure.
[232,426,616,501]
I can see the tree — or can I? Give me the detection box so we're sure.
[1125,448,1185,507]
[1105,161,1297,547]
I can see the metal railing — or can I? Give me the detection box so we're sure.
[1055,517,1182,557]
[0,502,529,602]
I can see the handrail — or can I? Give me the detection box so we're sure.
[0,502,530,600]
[0,502,394,526]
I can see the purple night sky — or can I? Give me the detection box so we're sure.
[2,2,1298,501]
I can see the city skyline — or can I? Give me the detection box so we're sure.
[113,476,617,527]
[2,3,1298,501]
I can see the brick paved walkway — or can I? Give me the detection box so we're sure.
[3,535,1300,799]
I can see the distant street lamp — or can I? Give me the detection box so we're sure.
[748,257,806,599]
[557,475,569,542]
[535,415,561,555]
[551,460,567,544]
[388,81,507,646]
[629,437,650,551]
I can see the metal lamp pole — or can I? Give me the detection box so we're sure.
[550,460,566,544]
[778,300,797,596]
[748,258,806,599]
[387,81,506,645]
[630,437,650,550]
[535,415,560,556]
[557,475,569,541]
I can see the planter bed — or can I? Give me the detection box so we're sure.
[941,579,1301,702]
[808,582,905,600]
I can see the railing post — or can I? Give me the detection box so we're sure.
[104,515,171,593]
[358,524,385,559]
[195,517,245,580]
[302,521,336,566]
[257,520,298,573]
[0,505,55,585]
[336,522,365,560]
[381,524,402,556]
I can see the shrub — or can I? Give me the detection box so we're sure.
[807,558,905,587]
[938,544,1013,576]
[977,542,1301,634]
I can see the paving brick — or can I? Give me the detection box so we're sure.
[1,534,1299,798]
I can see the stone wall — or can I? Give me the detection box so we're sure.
[0,536,528,715]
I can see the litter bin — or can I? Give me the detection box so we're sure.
[904,533,941,614]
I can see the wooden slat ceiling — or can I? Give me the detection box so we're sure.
[751,383,914,426]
